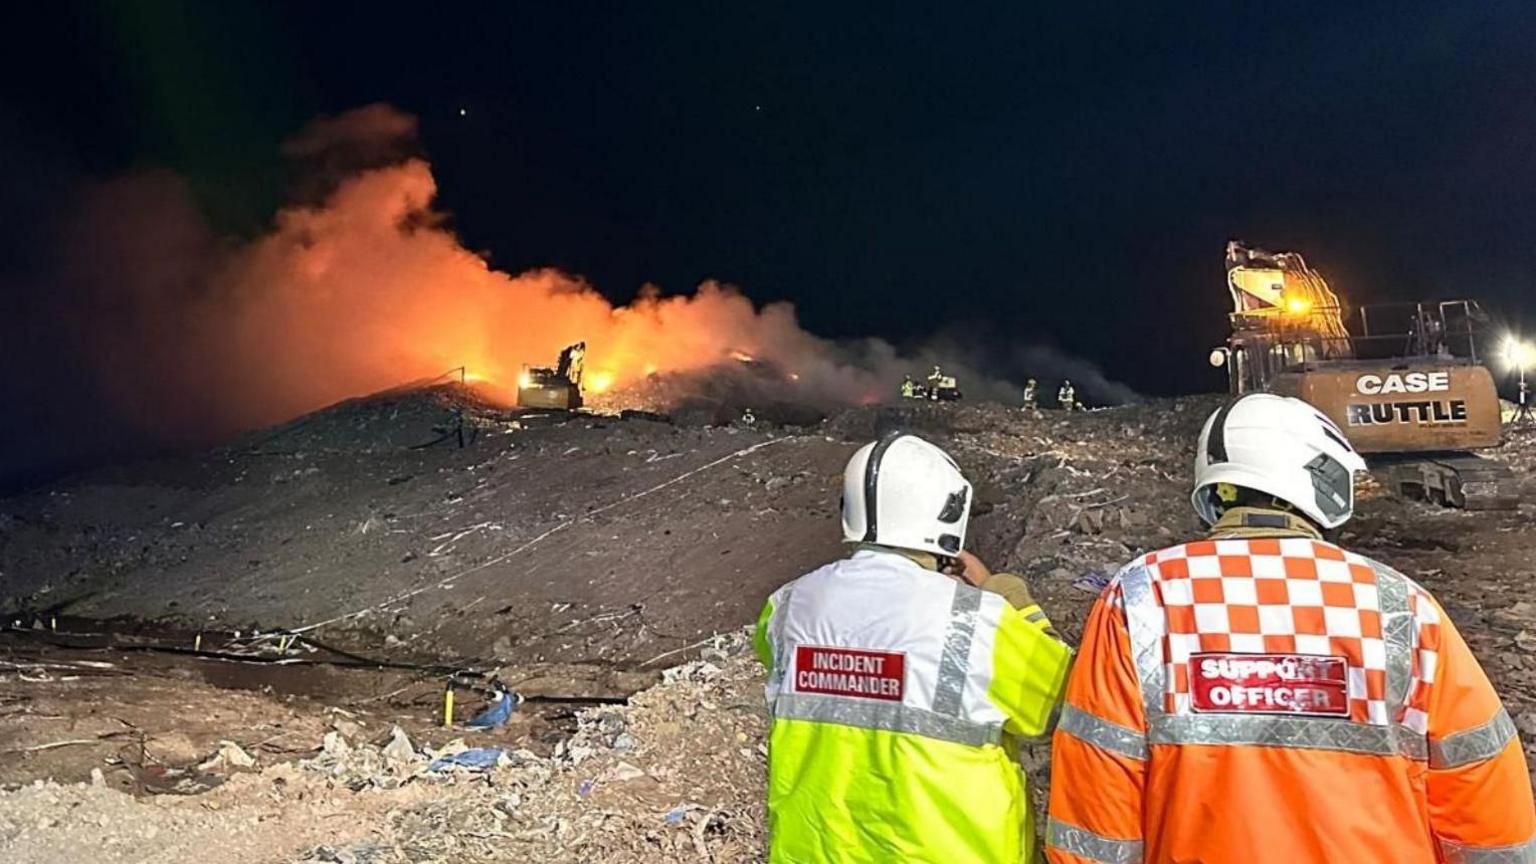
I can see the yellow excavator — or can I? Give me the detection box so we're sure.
[1213,241,1515,509]
[516,342,586,410]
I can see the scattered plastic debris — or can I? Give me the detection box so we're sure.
[1071,571,1112,593]
[197,739,256,771]
[464,690,520,730]
[428,747,507,772]
[604,762,646,782]
[381,725,417,766]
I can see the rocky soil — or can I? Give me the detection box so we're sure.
[2,388,1534,862]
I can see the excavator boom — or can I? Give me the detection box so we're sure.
[1215,241,1513,509]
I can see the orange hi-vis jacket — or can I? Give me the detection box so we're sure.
[1047,528,1536,864]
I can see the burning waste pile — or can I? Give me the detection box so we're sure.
[0,101,1136,486]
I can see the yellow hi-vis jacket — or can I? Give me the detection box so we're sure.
[755,548,1073,863]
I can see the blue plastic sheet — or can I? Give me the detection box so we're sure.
[428,747,505,772]
[1072,570,1112,593]
[464,690,520,730]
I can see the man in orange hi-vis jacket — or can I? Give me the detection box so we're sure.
[1047,394,1536,864]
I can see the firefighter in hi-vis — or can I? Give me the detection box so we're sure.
[755,431,1071,863]
[1058,379,1076,412]
[1047,393,1536,864]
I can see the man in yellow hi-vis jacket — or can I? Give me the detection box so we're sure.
[755,431,1072,863]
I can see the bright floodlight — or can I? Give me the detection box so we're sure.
[1502,336,1536,371]
[1285,296,1312,315]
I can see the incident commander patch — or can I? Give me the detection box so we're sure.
[793,645,906,702]
[1190,652,1349,717]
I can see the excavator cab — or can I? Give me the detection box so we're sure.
[1212,242,1512,508]
[517,341,586,410]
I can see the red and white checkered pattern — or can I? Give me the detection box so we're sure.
[1142,537,1396,724]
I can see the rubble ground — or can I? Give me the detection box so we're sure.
[0,633,769,864]
[2,390,1534,862]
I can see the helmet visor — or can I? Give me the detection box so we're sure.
[937,487,969,524]
[1305,453,1355,524]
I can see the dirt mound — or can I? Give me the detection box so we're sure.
[3,391,1535,861]
[0,383,850,675]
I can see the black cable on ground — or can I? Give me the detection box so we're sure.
[1,624,486,679]
[1,624,635,705]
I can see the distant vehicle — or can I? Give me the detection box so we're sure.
[1211,241,1513,509]
[900,367,963,402]
[517,342,586,410]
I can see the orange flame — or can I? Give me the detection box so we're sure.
[586,370,616,394]
[69,104,945,441]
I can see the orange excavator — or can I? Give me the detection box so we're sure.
[1212,241,1515,509]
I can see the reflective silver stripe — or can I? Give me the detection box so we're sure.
[1431,708,1519,769]
[1399,728,1429,761]
[768,585,796,689]
[1150,714,1428,757]
[1024,608,1049,625]
[1060,704,1147,760]
[1373,562,1416,711]
[1375,561,1430,760]
[1118,564,1168,722]
[1438,835,1536,864]
[1046,817,1144,864]
[931,585,981,717]
[772,692,1002,747]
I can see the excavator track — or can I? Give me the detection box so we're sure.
[1372,452,1519,511]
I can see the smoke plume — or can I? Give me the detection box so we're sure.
[0,104,1135,483]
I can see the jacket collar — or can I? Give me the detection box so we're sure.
[1208,506,1322,541]
[851,543,941,572]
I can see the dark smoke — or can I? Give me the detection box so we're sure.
[0,103,1136,488]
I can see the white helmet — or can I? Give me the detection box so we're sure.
[841,432,972,558]
[1192,394,1368,529]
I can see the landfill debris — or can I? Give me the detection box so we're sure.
[3,400,1533,863]
[1071,571,1112,593]
[197,739,257,771]
[302,729,425,790]
[464,690,520,730]
[295,842,394,864]
[605,761,647,782]
[380,725,417,767]
[428,747,508,773]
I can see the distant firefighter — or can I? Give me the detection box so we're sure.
[1058,379,1077,411]
[925,365,963,401]
[1022,378,1038,413]
[900,375,920,399]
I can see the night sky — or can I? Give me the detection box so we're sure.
[3,2,1536,480]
